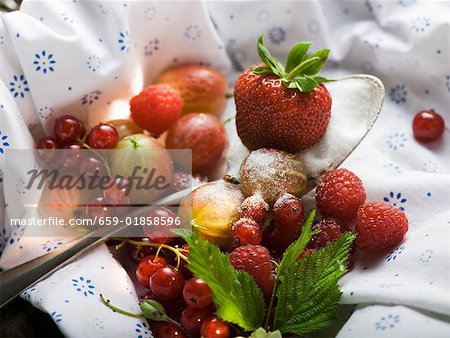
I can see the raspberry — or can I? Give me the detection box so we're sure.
[130,84,181,135]
[316,168,366,221]
[229,245,274,295]
[355,202,408,253]
[297,248,316,261]
[231,217,263,247]
[263,220,301,254]
[239,194,269,224]
[308,218,342,249]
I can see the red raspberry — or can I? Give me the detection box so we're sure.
[308,218,342,249]
[130,84,182,135]
[262,220,301,254]
[229,245,274,295]
[355,202,408,253]
[239,194,269,224]
[316,168,366,221]
[231,217,263,247]
[297,248,316,261]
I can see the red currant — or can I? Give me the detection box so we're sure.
[86,123,119,149]
[413,109,445,142]
[153,322,187,338]
[54,115,85,143]
[60,143,83,168]
[263,220,301,253]
[85,197,115,222]
[172,172,192,192]
[183,278,212,309]
[35,137,60,162]
[239,194,269,224]
[150,266,184,300]
[126,242,156,264]
[136,255,168,289]
[180,306,212,336]
[200,316,230,338]
[79,156,107,177]
[273,193,304,229]
[103,177,131,205]
[143,207,177,244]
[231,217,262,246]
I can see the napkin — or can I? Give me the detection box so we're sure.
[1,1,449,337]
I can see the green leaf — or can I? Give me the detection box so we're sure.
[285,42,312,73]
[295,76,319,92]
[249,328,282,338]
[277,210,316,276]
[274,231,356,335]
[310,75,335,83]
[185,232,265,331]
[253,66,275,75]
[302,49,330,75]
[257,34,285,77]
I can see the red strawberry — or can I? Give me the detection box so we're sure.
[130,84,181,136]
[235,35,332,153]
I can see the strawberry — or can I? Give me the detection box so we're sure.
[235,35,332,153]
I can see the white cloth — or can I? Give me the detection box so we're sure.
[0,0,449,337]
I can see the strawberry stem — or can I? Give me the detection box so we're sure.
[285,56,320,80]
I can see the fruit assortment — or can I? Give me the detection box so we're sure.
[33,33,447,337]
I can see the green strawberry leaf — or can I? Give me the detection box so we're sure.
[294,76,319,92]
[257,35,285,77]
[285,42,312,73]
[253,66,275,75]
[255,34,333,92]
[185,232,265,331]
[277,210,316,276]
[273,231,356,335]
[302,49,330,75]
[310,75,336,83]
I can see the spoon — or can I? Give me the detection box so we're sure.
[0,74,384,308]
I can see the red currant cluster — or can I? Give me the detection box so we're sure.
[34,115,127,222]
[128,237,230,338]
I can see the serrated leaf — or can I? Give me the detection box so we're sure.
[295,76,319,92]
[285,42,312,73]
[302,49,330,75]
[278,210,316,276]
[257,34,285,77]
[185,232,265,331]
[248,328,282,338]
[274,231,356,335]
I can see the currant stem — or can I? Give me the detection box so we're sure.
[115,238,189,262]
[264,277,278,330]
[99,294,145,319]
[285,56,320,80]
[76,137,112,177]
